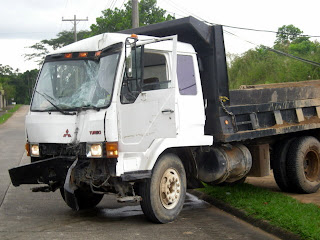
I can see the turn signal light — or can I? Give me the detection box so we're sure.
[95,51,102,57]
[131,34,138,38]
[106,142,118,158]
[64,53,72,58]
[79,52,88,58]
[25,143,30,156]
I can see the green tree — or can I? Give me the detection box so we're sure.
[0,64,39,104]
[228,25,320,89]
[0,65,16,103]
[89,0,175,36]
[25,0,173,64]
[12,69,39,104]
[42,30,90,50]
[275,24,304,45]
[24,42,50,65]
[24,30,89,65]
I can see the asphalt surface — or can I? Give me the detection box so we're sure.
[0,106,279,240]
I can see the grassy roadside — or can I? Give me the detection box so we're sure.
[200,183,320,240]
[0,104,22,124]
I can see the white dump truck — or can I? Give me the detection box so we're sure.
[9,17,320,223]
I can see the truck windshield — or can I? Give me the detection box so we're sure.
[31,52,120,112]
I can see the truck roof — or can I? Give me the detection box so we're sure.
[49,32,195,55]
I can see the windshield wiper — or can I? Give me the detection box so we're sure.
[75,105,101,112]
[35,90,76,115]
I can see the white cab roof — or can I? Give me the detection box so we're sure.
[50,33,196,55]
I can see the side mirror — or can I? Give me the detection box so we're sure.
[125,47,133,78]
[125,37,138,78]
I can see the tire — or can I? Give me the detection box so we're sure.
[60,187,104,210]
[272,138,296,192]
[286,136,320,193]
[139,153,187,223]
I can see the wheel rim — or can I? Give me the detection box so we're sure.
[304,150,320,182]
[159,168,181,209]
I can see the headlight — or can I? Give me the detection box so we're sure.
[31,144,40,157]
[87,143,103,158]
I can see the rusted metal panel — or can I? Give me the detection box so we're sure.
[316,106,320,118]
[296,108,305,122]
[219,121,320,142]
[248,144,270,177]
[274,110,283,125]
[230,80,320,106]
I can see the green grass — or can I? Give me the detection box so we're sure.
[200,183,320,240]
[0,104,22,124]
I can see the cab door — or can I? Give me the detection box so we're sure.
[118,37,177,154]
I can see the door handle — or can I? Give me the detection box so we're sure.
[162,109,174,114]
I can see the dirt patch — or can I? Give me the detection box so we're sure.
[246,172,320,206]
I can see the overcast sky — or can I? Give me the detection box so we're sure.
[1,0,320,72]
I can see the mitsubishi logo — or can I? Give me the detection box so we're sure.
[63,129,71,138]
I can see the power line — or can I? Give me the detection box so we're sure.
[222,24,320,38]
[162,0,190,18]
[159,1,320,67]
[267,47,320,67]
[119,0,126,9]
[224,29,320,67]
[110,0,118,10]
[163,0,214,25]
[105,0,113,9]
[161,0,320,38]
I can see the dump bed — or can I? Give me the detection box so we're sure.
[122,17,320,143]
[217,80,320,142]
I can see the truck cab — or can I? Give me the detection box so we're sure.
[10,31,212,223]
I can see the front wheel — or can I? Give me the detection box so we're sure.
[139,153,186,223]
[60,187,104,210]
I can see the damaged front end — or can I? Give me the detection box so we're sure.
[9,143,142,210]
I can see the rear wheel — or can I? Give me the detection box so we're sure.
[139,153,186,223]
[286,136,320,193]
[272,138,296,192]
[60,187,104,210]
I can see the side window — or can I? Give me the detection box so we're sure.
[142,52,169,91]
[120,51,169,104]
[177,55,197,95]
[120,47,143,104]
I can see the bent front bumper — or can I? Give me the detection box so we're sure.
[8,156,76,187]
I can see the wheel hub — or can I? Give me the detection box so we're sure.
[160,168,181,209]
[304,150,320,182]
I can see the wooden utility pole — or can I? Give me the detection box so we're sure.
[132,0,139,28]
[62,15,88,42]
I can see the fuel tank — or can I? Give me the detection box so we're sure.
[196,144,252,184]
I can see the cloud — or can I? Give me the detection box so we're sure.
[0,0,65,40]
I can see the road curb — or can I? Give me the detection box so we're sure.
[188,189,301,240]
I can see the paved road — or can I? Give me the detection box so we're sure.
[0,106,279,240]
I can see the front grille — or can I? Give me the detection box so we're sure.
[39,143,87,157]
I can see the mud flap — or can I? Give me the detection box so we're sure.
[63,158,80,211]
